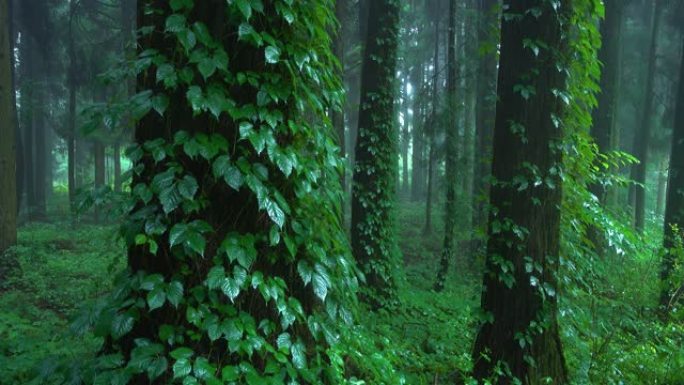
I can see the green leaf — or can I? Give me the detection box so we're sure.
[297,261,312,286]
[206,266,226,290]
[186,86,203,113]
[147,287,167,311]
[221,278,240,302]
[264,199,285,228]
[178,175,199,200]
[151,94,170,116]
[264,45,280,64]
[185,231,206,256]
[198,57,217,79]
[156,64,177,88]
[193,357,215,379]
[178,29,197,52]
[170,0,193,11]
[222,366,240,382]
[147,357,168,380]
[111,313,134,339]
[276,333,291,350]
[312,273,328,301]
[170,347,194,360]
[167,281,184,308]
[291,342,306,369]
[235,0,252,19]
[173,358,192,379]
[169,224,187,248]
[165,14,186,33]
[238,23,255,39]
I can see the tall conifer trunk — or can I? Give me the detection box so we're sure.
[472,0,571,382]
[632,0,663,232]
[0,0,17,256]
[660,35,684,314]
[435,0,458,292]
[351,0,400,306]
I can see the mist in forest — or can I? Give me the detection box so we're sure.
[1,0,684,384]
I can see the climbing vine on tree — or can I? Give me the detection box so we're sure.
[61,1,369,384]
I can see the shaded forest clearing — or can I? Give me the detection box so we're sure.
[3,201,684,384]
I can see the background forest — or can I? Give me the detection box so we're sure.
[1,0,684,384]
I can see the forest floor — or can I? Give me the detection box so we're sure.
[3,203,684,384]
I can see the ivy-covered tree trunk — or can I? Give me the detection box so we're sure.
[472,0,571,383]
[89,2,358,384]
[632,0,663,232]
[351,0,400,306]
[660,35,684,314]
[435,0,458,292]
[0,0,17,256]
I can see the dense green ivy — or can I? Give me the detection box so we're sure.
[46,1,399,384]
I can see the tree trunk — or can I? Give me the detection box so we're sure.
[0,0,17,255]
[423,15,441,235]
[33,73,47,219]
[67,0,77,211]
[435,0,458,292]
[113,143,122,193]
[93,141,105,221]
[472,0,499,234]
[632,0,663,232]
[589,0,623,203]
[660,34,684,314]
[411,63,425,201]
[401,81,410,196]
[656,158,667,218]
[98,2,357,383]
[351,0,400,307]
[472,1,571,382]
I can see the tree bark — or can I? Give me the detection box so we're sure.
[472,0,499,234]
[423,15,441,235]
[351,0,400,307]
[472,1,571,382]
[104,2,356,383]
[435,0,458,292]
[0,0,17,255]
[660,35,684,314]
[67,0,77,211]
[589,0,623,204]
[632,0,663,232]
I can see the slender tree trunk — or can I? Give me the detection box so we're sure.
[435,0,458,292]
[424,16,441,235]
[590,0,623,203]
[472,1,571,382]
[411,64,425,201]
[401,81,410,196]
[0,0,17,255]
[93,142,105,221]
[472,0,499,233]
[113,143,122,193]
[632,0,663,232]
[67,0,77,211]
[656,158,667,218]
[351,0,400,307]
[660,35,684,314]
[33,73,47,219]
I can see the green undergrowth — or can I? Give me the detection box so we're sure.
[0,223,124,385]
[3,205,684,384]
